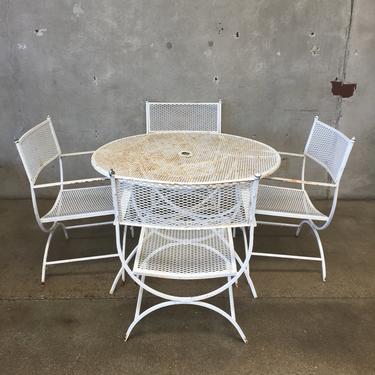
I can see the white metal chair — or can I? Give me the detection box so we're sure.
[108,100,221,292]
[253,116,355,281]
[15,116,117,284]
[145,101,222,133]
[110,173,260,342]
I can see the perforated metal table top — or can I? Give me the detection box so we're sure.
[92,132,280,184]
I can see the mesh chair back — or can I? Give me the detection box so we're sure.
[304,117,354,183]
[146,101,222,133]
[15,117,61,184]
[111,178,259,230]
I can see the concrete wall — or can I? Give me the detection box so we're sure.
[0,0,373,198]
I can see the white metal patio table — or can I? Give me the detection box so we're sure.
[91,131,281,183]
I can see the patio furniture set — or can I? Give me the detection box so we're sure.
[15,101,355,343]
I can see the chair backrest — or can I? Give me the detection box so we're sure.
[15,116,61,184]
[111,176,259,230]
[145,101,222,133]
[304,117,355,183]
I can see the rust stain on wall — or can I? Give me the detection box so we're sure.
[331,79,357,98]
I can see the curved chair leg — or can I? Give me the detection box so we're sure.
[296,220,309,237]
[125,300,248,343]
[109,244,139,295]
[130,226,135,238]
[232,229,238,291]
[243,270,258,299]
[228,277,236,319]
[41,224,67,284]
[134,275,145,317]
[60,224,69,240]
[121,226,127,283]
[109,268,123,295]
[296,220,326,281]
[41,231,54,284]
[234,251,257,298]
[110,226,127,294]
[310,226,327,282]
[239,228,257,298]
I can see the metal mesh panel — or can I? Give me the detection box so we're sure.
[42,186,114,222]
[114,179,258,229]
[256,184,327,221]
[133,228,236,279]
[16,118,60,183]
[147,102,220,133]
[93,132,280,184]
[304,119,353,182]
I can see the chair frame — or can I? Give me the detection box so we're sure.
[15,116,117,284]
[110,171,260,343]
[145,101,222,133]
[252,116,355,281]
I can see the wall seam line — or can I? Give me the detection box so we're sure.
[329,0,355,198]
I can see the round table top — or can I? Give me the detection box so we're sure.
[92,132,281,185]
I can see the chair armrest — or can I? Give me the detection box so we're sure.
[60,151,94,157]
[33,177,109,189]
[264,176,336,188]
[279,152,305,158]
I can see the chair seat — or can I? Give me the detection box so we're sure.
[41,185,114,223]
[255,184,328,221]
[133,228,237,279]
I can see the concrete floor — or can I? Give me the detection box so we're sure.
[0,199,374,374]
